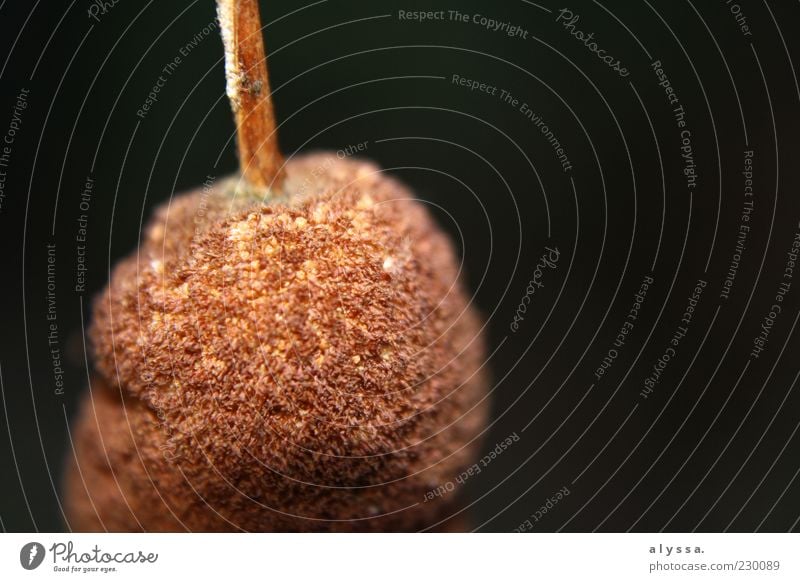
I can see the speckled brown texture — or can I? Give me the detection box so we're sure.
[64,154,489,531]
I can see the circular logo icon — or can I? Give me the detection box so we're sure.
[19,542,45,570]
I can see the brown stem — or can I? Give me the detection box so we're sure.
[217,0,285,194]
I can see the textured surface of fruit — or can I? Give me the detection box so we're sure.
[65,153,488,531]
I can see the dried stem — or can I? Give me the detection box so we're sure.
[217,0,285,194]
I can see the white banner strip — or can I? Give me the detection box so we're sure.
[1,533,798,581]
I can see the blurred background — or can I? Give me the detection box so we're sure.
[1,0,800,532]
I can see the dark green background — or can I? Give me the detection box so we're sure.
[2,0,800,532]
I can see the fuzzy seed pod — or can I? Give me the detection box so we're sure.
[64,154,489,531]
